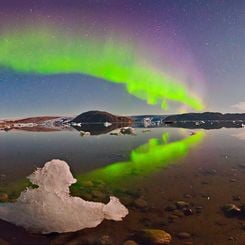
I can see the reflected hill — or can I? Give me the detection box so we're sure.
[72,122,132,135]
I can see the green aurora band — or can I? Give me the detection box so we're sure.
[0,30,204,110]
[77,131,205,186]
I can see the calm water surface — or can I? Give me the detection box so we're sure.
[0,127,244,244]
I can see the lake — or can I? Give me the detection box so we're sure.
[0,126,244,244]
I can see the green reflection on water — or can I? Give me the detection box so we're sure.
[77,131,205,185]
[0,131,204,198]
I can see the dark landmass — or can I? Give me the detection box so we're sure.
[164,112,245,122]
[1,111,245,133]
[72,110,133,124]
[168,121,243,130]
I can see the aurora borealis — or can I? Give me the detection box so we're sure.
[0,0,244,116]
[0,29,203,110]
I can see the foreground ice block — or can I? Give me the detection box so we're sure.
[0,159,128,234]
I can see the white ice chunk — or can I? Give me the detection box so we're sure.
[0,159,128,234]
[104,122,112,127]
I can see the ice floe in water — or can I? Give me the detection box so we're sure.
[0,159,128,234]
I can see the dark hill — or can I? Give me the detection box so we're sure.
[164,112,245,121]
[72,111,132,123]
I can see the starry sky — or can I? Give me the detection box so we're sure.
[0,0,244,118]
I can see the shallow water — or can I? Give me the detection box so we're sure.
[0,127,244,244]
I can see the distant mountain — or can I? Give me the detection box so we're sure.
[72,110,132,123]
[164,112,245,122]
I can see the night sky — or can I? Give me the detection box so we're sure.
[0,0,244,118]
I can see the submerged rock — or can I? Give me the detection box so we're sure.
[123,240,139,245]
[120,127,136,135]
[176,201,190,209]
[134,198,148,209]
[177,232,192,239]
[222,203,241,216]
[80,131,91,136]
[0,159,128,234]
[0,193,8,202]
[99,235,113,245]
[137,229,172,244]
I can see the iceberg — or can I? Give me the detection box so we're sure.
[0,159,128,234]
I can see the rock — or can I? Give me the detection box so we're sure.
[137,229,172,244]
[110,132,120,136]
[177,232,192,239]
[183,208,193,216]
[123,240,139,245]
[134,198,148,209]
[99,235,112,245]
[222,203,241,216]
[176,201,189,209]
[183,194,192,198]
[120,127,136,135]
[80,131,91,136]
[0,193,8,202]
[91,190,107,200]
[195,206,203,214]
[81,180,94,187]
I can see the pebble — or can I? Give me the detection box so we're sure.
[91,190,106,200]
[99,235,112,245]
[134,198,148,209]
[123,240,139,245]
[195,206,203,214]
[137,229,172,244]
[176,201,190,209]
[183,194,192,198]
[222,203,241,216]
[177,232,192,239]
[0,193,8,202]
[183,208,193,216]
[81,180,94,187]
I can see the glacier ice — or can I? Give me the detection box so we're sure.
[0,159,128,234]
